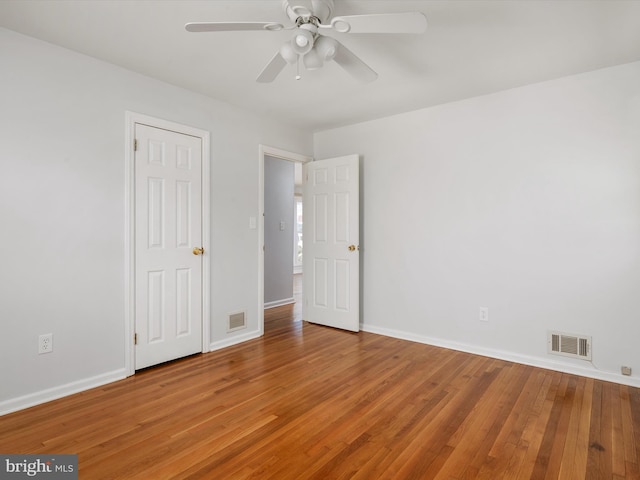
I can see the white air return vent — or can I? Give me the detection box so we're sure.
[548,331,592,361]
[228,311,246,332]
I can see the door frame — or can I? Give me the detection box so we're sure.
[258,145,312,335]
[124,111,211,376]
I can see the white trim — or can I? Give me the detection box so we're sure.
[258,145,312,336]
[293,194,303,274]
[201,131,211,355]
[209,329,262,352]
[125,111,211,376]
[264,297,295,309]
[361,323,640,388]
[0,369,127,417]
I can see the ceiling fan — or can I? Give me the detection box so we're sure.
[185,0,427,83]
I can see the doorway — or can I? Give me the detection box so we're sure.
[258,145,311,334]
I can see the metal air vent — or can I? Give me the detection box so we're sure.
[228,311,246,332]
[548,331,591,361]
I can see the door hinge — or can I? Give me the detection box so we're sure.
[134,139,138,152]
[134,333,138,345]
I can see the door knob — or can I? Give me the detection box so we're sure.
[193,247,205,255]
[348,245,358,251]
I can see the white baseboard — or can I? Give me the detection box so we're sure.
[8,324,632,417]
[361,323,640,388]
[209,329,262,352]
[264,297,295,309]
[1,332,264,416]
[0,368,128,417]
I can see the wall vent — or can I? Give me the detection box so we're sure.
[548,331,592,361]
[228,311,246,332]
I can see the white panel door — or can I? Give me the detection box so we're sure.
[303,155,360,332]
[135,123,203,369]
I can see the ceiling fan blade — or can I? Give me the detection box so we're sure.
[325,12,427,34]
[185,22,287,32]
[332,40,378,83]
[256,52,288,83]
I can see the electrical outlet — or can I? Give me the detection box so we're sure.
[479,307,489,322]
[39,333,53,354]
[621,366,632,376]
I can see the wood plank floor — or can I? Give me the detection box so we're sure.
[2,299,640,478]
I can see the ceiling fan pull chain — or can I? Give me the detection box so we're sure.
[296,56,302,81]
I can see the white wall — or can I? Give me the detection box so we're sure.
[264,156,294,306]
[0,28,312,413]
[314,61,640,386]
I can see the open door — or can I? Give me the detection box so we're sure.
[303,155,360,332]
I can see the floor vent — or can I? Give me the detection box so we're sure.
[228,311,246,332]
[548,331,592,361]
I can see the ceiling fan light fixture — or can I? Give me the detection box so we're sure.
[280,41,298,64]
[290,28,314,55]
[315,35,338,60]
[303,47,323,70]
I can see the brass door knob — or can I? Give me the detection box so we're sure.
[193,247,205,255]
[348,245,357,251]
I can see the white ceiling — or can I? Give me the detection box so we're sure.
[2,0,640,132]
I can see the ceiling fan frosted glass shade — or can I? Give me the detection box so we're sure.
[315,35,338,60]
[280,42,298,64]
[303,48,323,70]
[291,29,314,55]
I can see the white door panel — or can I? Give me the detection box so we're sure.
[135,124,203,369]
[303,155,360,332]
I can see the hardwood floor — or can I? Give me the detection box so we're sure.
[1,295,639,478]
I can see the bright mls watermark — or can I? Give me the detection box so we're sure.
[1,455,77,479]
